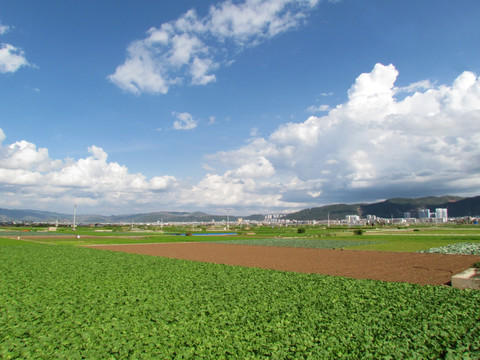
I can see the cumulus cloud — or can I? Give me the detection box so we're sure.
[0,133,179,213]
[0,23,30,74]
[109,0,321,94]
[201,63,480,208]
[0,133,60,172]
[228,156,275,179]
[178,172,287,211]
[172,112,198,130]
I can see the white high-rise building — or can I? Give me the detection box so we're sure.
[346,215,360,223]
[435,208,448,222]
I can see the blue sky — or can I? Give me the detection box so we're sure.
[1,0,480,216]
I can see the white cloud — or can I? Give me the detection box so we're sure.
[0,24,9,35]
[150,175,177,191]
[169,32,203,66]
[109,0,322,94]
[0,127,305,214]
[178,172,289,211]
[4,64,480,214]
[308,190,322,198]
[227,156,275,179]
[203,63,480,207]
[0,23,30,74]
[0,135,60,171]
[396,79,433,94]
[107,40,169,95]
[172,112,198,130]
[0,43,30,74]
[0,134,179,213]
[207,0,317,43]
[307,104,330,113]
[190,57,217,85]
[345,63,398,119]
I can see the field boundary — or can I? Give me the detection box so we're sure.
[7,237,58,245]
[87,242,480,286]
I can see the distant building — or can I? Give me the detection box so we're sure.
[435,208,448,222]
[404,212,411,219]
[265,214,283,223]
[418,209,431,219]
[346,215,360,223]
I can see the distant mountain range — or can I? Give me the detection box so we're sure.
[0,195,479,223]
[0,208,263,224]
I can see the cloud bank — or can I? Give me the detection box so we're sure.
[2,64,480,214]
[203,63,480,208]
[0,129,179,213]
[108,0,321,94]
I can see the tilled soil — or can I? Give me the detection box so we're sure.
[87,242,480,286]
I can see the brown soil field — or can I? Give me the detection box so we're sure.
[86,242,480,286]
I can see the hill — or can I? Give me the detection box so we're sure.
[285,195,476,220]
[107,211,236,224]
[284,204,364,221]
[0,208,238,224]
[0,208,71,223]
[443,196,480,217]
[361,196,465,218]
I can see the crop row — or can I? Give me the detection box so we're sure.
[1,238,479,359]
[210,238,379,249]
[419,242,480,255]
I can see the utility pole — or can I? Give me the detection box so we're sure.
[73,204,77,231]
[227,209,230,230]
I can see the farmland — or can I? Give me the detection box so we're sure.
[1,225,480,358]
[4,223,480,250]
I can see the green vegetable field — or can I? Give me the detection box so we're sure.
[1,238,480,359]
[209,238,380,249]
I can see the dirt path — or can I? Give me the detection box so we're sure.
[86,242,480,286]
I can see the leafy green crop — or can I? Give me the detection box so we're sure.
[419,242,480,255]
[209,238,379,249]
[1,239,479,359]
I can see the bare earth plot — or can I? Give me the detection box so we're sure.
[87,242,480,286]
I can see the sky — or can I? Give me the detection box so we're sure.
[1,0,480,216]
